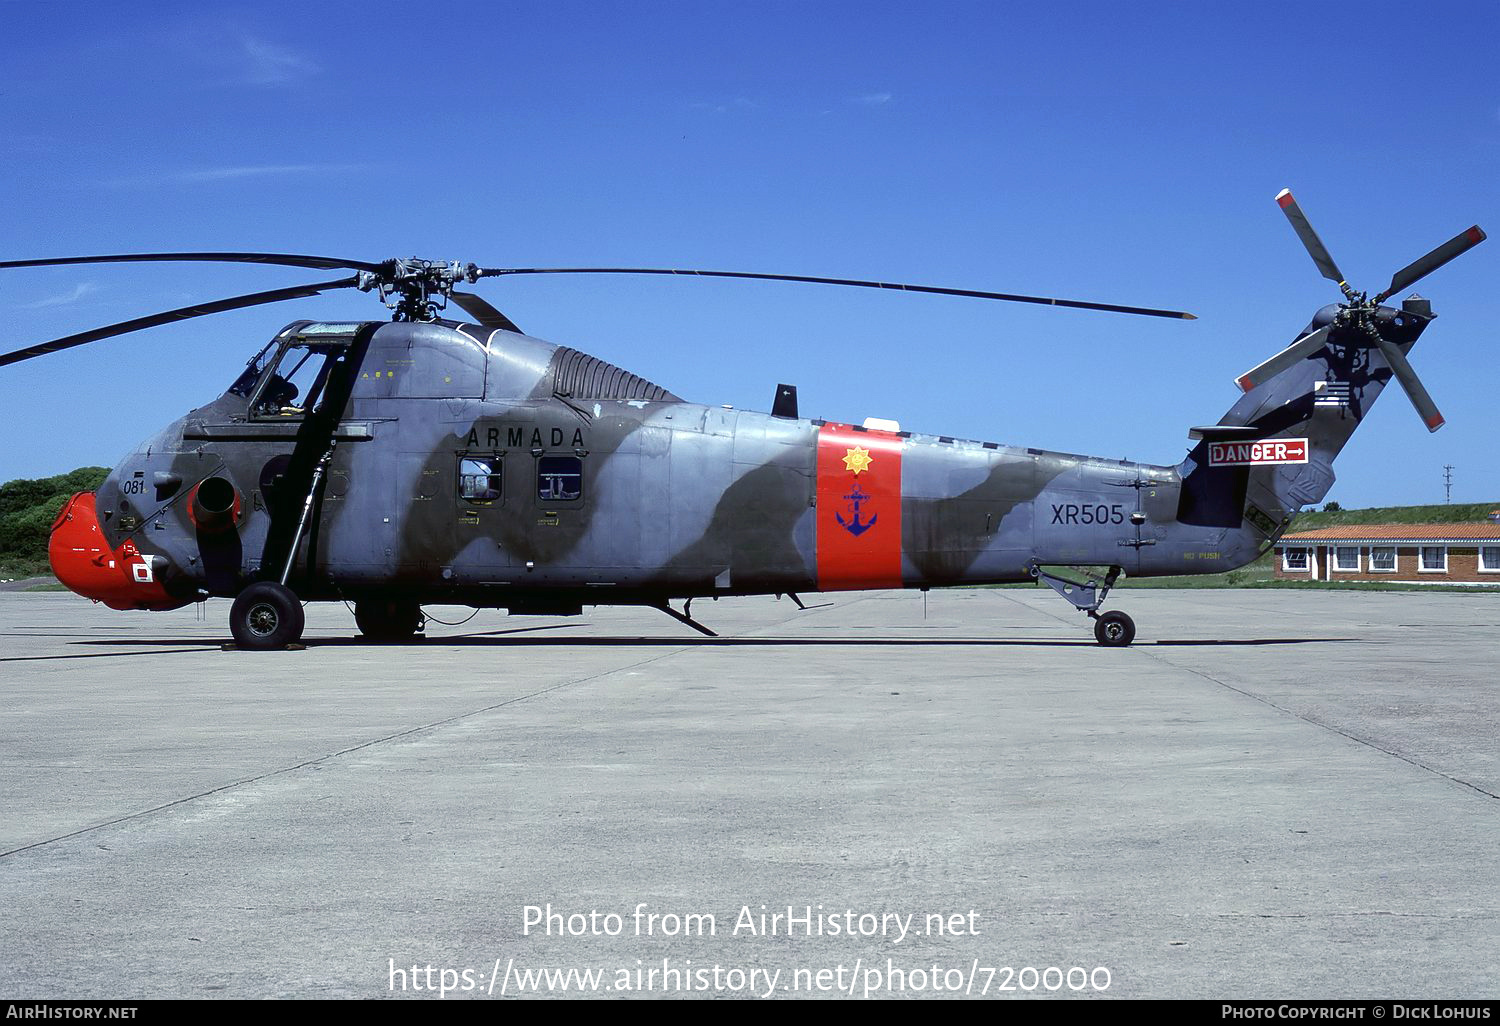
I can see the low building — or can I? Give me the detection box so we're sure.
[1274,524,1500,583]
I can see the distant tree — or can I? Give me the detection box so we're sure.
[1322,501,1342,513]
[0,467,110,571]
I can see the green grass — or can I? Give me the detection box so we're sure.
[1287,501,1499,531]
[1116,557,1276,589]
[0,555,56,581]
[0,560,54,579]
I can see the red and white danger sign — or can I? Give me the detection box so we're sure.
[1208,438,1309,467]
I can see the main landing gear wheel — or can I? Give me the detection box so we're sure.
[355,599,425,642]
[230,582,306,650]
[1093,610,1135,647]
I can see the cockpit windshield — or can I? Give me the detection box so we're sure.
[227,340,278,398]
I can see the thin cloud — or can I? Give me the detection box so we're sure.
[107,164,367,187]
[690,96,761,115]
[238,34,320,86]
[24,283,99,310]
[173,163,363,182]
[854,92,893,106]
[134,25,322,88]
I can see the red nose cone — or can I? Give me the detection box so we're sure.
[48,492,182,611]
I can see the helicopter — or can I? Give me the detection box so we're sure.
[2,191,1484,649]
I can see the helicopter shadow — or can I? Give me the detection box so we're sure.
[303,633,1357,650]
[7,628,1357,661]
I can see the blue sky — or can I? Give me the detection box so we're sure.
[3,1,1496,506]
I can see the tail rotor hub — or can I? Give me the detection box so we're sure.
[1235,189,1486,433]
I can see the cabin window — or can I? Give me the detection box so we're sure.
[1333,546,1360,572]
[1369,546,1396,573]
[1281,548,1309,572]
[537,456,583,501]
[1420,546,1447,572]
[458,458,502,503]
[1481,546,1500,573]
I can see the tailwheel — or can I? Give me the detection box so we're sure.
[1093,610,1135,647]
[230,582,306,650]
[355,599,425,642]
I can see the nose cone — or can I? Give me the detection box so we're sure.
[49,492,184,611]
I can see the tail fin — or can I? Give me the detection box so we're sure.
[1177,300,1434,534]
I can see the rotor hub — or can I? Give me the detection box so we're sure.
[356,258,483,322]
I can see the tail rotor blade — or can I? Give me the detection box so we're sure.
[1276,189,1349,291]
[1374,226,1487,304]
[0,275,361,367]
[1373,336,1445,432]
[1234,325,1330,392]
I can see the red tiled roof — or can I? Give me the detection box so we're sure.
[1281,524,1500,542]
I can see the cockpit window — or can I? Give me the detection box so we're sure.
[247,340,355,419]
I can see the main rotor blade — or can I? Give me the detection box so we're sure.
[477,267,1196,320]
[1234,325,1331,392]
[1373,336,1445,432]
[1276,189,1348,290]
[1374,225,1487,304]
[0,252,384,273]
[0,275,361,368]
[451,291,522,334]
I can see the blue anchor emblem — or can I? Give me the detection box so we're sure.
[836,482,878,537]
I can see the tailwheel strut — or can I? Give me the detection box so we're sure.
[1029,563,1135,647]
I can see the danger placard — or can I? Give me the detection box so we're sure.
[1208,438,1308,467]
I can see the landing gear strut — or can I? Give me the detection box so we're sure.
[228,441,335,650]
[1030,564,1135,647]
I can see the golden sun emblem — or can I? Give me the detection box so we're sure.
[842,446,874,475]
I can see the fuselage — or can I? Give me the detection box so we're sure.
[51,318,1286,612]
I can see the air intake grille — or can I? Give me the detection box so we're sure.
[549,347,679,402]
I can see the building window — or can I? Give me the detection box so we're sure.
[1481,546,1500,573]
[1370,546,1396,573]
[1334,546,1361,572]
[1282,548,1310,572]
[1420,546,1447,573]
[537,456,583,501]
[458,457,502,502]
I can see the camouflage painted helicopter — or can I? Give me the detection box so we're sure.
[2,191,1484,649]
